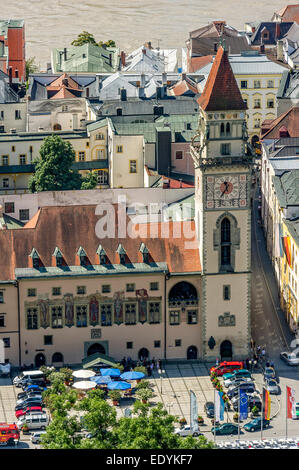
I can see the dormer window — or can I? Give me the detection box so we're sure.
[30,248,40,269]
[53,247,63,268]
[139,243,149,263]
[117,244,126,264]
[77,246,87,266]
[96,245,107,265]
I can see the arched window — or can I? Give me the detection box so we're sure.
[226,122,230,135]
[53,124,62,131]
[220,123,225,136]
[52,352,63,363]
[221,218,231,266]
[214,213,240,272]
[221,218,231,243]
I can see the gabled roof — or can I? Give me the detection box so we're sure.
[274,4,299,23]
[261,107,299,139]
[250,22,293,45]
[197,46,247,111]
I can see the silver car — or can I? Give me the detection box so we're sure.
[280,352,299,366]
[31,431,47,444]
[174,425,202,437]
[265,378,280,395]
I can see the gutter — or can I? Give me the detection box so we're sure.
[13,280,21,367]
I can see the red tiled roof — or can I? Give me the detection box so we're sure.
[261,106,299,139]
[189,55,213,73]
[197,46,247,111]
[0,205,201,280]
[276,4,299,23]
[161,176,194,188]
[170,79,198,96]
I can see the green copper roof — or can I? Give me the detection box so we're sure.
[52,43,119,74]
[0,213,24,230]
[273,171,299,208]
[15,262,168,279]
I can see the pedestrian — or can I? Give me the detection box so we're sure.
[216,357,219,367]
[156,362,160,373]
[158,359,162,370]
[257,345,261,355]
[261,348,266,360]
[245,358,250,370]
[270,361,275,368]
[147,365,152,377]
[150,362,154,373]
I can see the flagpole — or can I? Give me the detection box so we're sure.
[286,386,288,439]
[261,388,264,441]
[238,387,240,441]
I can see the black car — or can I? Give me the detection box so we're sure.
[17,390,43,400]
[204,401,214,418]
[15,400,44,411]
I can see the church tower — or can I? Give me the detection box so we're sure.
[191,46,252,361]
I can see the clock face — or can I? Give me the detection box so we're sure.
[205,175,248,209]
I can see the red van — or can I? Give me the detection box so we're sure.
[210,361,244,377]
[0,423,20,446]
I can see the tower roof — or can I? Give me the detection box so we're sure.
[197,46,247,112]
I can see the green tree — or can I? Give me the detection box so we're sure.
[26,56,38,81]
[41,415,81,449]
[28,135,82,192]
[80,171,98,190]
[71,31,97,47]
[98,40,116,48]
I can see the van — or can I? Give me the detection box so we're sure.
[13,371,45,388]
[17,413,49,431]
[210,361,244,377]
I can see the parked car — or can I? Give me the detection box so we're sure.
[204,402,214,418]
[17,413,49,431]
[15,405,44,418]
[231,393,262,412]
[264,379,280,395]
[280,352,299,366]
[21,378,46,391]
[211,423,238,435]
[17,390,43,401]
[16,394,43,405]
[31,431,47,444]
[174,425,202,437]
[13,371,45,388]
[263,367,275,381]
[15,399,44,411]
[244,417,270,432]
[0,362,11,377]
[222,369,252,382]
[224,375,253,388]
[227,382,256,399]
[210,361,244,377]
[293,403,299,420]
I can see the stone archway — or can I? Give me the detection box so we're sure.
[138,348,149,361]
[35,353,46,368]
[87,343,106,356]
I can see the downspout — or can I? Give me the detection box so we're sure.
[14,280,21,367]
[164,271,170,361]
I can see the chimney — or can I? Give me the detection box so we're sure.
[120,51,126,67]
[179,179,182,188]
[142,47,146,55]
[8,67,12,86]
[162,179,169,189]
[275,22,281,40]
[162,72,167,86]
[109,53,112,67]
[64,48,67,61]
[277,39,284,61]
[260,44,265,54]
[182,72,187,81]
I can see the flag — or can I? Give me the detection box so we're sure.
[274,223,283,257]
[283,236,292,268]
[215,391,225,422]
[263,388,271,420]
[190,390,199,432]
[287,386,296,419]
[239,389,248,420]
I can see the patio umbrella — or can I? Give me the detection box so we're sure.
[72,380,97,390]
[107,381,131,391]
[100,368,121,377]
[72,369,96,379]
[91,375,112,384]
[120,371,145,380]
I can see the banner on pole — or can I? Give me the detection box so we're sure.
[263,388,271,420]
[287,386,296,419]
[215,391,225,422]
[190,390,199,432]
[240,389,248,420]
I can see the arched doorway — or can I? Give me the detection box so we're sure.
[53,123,62,131]
[52,352,64,363]
[187,345,197,360]
[220,340,232,360]
[138,348,149,361]
[35,353,46,368]
[87,343,106,356]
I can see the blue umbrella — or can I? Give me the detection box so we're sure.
[120,371,145,380]
[91,375,112,384]
[107,381,131,390]
[100,368,121,377]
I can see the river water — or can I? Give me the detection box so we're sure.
[5,0,287,69]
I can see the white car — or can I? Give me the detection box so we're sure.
[174,425,202,437]
[280,352,299,366]
[0,363,11,377]
[224,376,252,388]
[31,431,47,444]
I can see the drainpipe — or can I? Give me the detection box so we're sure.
[14,280,21,367]
[164,271,170,361]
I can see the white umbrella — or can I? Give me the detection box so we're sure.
[72,380,97,390]
[72,369,96,379]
